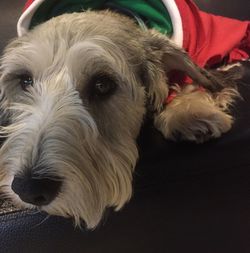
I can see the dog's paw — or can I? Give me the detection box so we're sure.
[154,103,233,143]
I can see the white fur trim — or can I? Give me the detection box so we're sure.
[17,0,45,37]
[162,0,183,47]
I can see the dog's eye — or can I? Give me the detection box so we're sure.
[19,74,33,91]
[91,75,117,98]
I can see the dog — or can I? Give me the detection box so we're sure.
[0,8,248,228]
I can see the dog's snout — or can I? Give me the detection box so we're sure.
[11,175,62,206]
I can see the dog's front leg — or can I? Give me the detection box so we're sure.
[154,86,237,143]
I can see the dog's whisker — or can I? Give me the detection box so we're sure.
[31,214,51,229]
[24,208,41,216]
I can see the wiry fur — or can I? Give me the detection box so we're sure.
[0,11,241,228]
[154,86,239,142]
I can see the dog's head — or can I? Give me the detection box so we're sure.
[0,11,219,228]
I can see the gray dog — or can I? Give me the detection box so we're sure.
[0,10,241,228]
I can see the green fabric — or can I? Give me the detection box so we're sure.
[30,0,173,36]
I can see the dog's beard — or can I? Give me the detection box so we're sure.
[0,85,139,228]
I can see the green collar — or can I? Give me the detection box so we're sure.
[30,0,173,36]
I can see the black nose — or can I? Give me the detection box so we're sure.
[11,175,62,206]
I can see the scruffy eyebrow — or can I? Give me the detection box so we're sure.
[67,38,128,75]
[1,41,55,76]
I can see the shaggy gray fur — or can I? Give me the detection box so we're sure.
[0,11,238,228]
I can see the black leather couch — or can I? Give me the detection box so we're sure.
[0,1,250,252]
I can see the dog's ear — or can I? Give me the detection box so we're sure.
[142,30,222,112]
[0,70,9,135]
[0,66,12,149]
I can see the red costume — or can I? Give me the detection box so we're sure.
[19,0,250,103]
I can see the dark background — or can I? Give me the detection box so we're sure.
[0,1,250,253]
